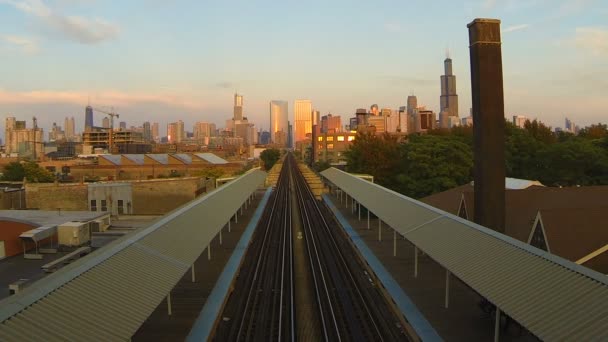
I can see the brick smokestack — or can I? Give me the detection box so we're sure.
[467,18,505,233]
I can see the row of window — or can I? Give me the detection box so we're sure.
[317,136,355,142]
[90,199,126,214]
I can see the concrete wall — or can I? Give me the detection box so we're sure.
[25,183,88,211]
[132,177,206,215]
[88,183,132,216]
[25,178,207,215]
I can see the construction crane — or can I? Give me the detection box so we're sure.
[93,107,120,153]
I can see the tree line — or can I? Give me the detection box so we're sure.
[344,120,608,199]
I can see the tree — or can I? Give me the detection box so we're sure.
[1,162,25,181]
[579,123,608,140]
[523,119,556,144]
[344,132,401,188]
[395,135,473,198]
[535,139,608,186]
[345,133,472,198]
[2,161,54,182]
[260,148,281,170]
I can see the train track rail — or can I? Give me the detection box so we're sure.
[214,156,295,341]
[214,153,409,341]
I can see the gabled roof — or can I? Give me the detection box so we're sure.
[122,154,145,165]
[145,154,169,165]
[194,153,228,165]
[98,154,122,166]
[538,207,608,273]
[171,153,192,164]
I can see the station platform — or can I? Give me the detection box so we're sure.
[132,188,271,341]
[323,192,537,342]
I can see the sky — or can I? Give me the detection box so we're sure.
[1,0,607,141]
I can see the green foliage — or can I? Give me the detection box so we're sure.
[312,160,331,173]
[579,123,608,140]
[344,119,608,198]
[523,119,556,144]
[1,162,25,181]
[535,139,608,186]
[345,133,473,198]
[260,148,281,170]
[394,135,473,198]
[1,161,54,182]
[192,167,225,179]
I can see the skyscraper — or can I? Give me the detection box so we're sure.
[85,105,94,131]
[152,122,159,142]
[167,121,184,143]
[143,122,152,142]
[102,117,110,129]
[440,55,459,118]
[270,100,288,146]
[294,99,313,142]
[64,116,75,140]
[234,93,244,121]
[407,96,417,116]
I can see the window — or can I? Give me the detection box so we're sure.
[317,136,323,141]
[347,136,355,141]
[530,222,548,251]
[327,143,334,150]
[101,200,108,212]
[118,200,124,215]
[90,200,97,212]
[337,136,345,141]
[327,136,334,141]
[318,144,323,150]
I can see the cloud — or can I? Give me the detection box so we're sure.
[1,35,39,54]
[503,24,530,33]
[567,27,608,56]
[0,89,208,110]
[0,0,119,44]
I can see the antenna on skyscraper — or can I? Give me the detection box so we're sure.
[446,45,451,59]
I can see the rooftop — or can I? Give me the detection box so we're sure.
[0,210,107,227]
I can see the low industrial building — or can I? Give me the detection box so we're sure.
[0,210,110,259]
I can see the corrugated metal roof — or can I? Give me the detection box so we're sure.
[321,167,608,341]
[123,154,145,165]
[0,169,267,341]
[146,154,169,165]
[194,153,228,164]
[172,153,192,164]
[99,154,122,165]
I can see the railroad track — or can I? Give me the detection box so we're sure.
[214,153,408,341]
[290,154,408,341]
[214,156,295,341]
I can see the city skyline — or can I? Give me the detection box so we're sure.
[0,0,607,140]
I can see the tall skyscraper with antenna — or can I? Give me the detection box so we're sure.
[440,52,459,119]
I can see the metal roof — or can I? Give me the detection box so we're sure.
[172,153,193,164]
[0,169,267,341]
[194,153,228,164]
[321,167,608,341]
[19,226,57,242]
[122,154,145,165]
[99,154,122,165]
[0,210,107,227]
[145,154,169,165]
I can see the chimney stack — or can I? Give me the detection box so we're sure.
[467,18,506,233]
